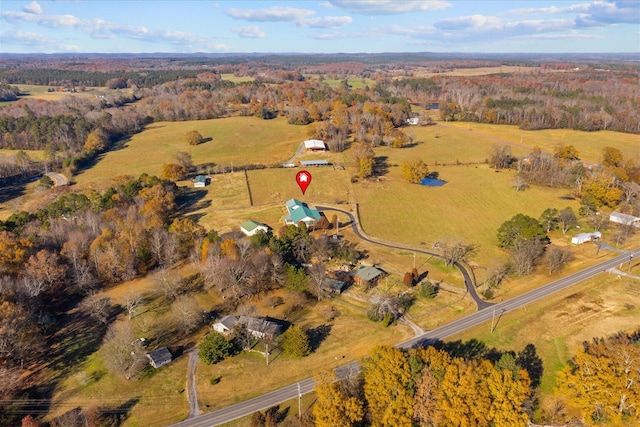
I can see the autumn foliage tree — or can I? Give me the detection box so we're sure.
[185,130,203,145]
[556,331,640,426]
[400,159,429,184]
[313,370,364,427]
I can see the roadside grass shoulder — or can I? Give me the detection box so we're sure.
[449,272,640,394]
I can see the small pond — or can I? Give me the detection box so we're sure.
[420,177,446,187]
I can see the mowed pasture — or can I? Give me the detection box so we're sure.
[73,116,308,186]
[449,270,640,394]
[0,84,130,106]
[443,122,640,164]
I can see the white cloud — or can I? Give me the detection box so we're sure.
[299,16,352,28]
[1,30,80,51]
[231,25,266,39]
[329,0,451,15]
[319,2,335,8]
[309,30,370,40]
[0,7,229,51]
[227,6,315,22]
[510,1,640,26]
[23,1,42,15]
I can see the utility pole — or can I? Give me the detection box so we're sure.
[413,253,416,270]
[491,307,496,333]
[297,383,302,419]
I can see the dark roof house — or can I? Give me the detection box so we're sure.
[350,265,385,287]
[146,347,172,369]
[212,315,284,341]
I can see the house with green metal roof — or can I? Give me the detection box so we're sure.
[240,220,271,237]
[284,198,322,227]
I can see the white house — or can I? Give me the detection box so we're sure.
[212,315,283,341]
[240,220,270,237]
[303,139,326,152]
[571,231,602,245]
[609,212,640,227]
[406,117,420,125]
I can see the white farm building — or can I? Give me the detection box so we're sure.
[609,212,640,227]
[303,139,326,152]
[571,232,602,245]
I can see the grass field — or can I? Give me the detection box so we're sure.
[443,122,640,164]
[449,267,640,395]
[220,73,255,84]
[73,116,308,186]
[0,85,131,106]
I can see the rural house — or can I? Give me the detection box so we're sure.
[571,231,602,245]
[241,220,270,237]
[194,175,208,188]
[303,139,326,152]
[350,265,385,287]
[212,315,284,341]
[284,198,322,227]
[146,347,172,369]
[609,212,640,227]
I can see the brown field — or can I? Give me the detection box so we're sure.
[406,65,573,78]
[450,265,640,394]
[73,116,308,186]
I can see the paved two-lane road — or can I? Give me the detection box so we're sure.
[170,239,637,426]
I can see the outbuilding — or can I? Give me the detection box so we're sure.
[146,347,172,369]
[609,212,640,227]
[241,220,270,237]
[303,139,326,152]
[299,160,330,167]
[194,175,208,188]
[571,231,602,245]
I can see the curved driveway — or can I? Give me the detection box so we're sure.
[317,205,492,310]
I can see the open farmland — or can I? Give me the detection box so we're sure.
[449,268,640,394]
[0,84,131,106]
[442,122,640,164]
[73,116,308,185]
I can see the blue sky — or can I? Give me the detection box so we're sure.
[1,1,638,54]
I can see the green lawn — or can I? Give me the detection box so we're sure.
[443,122,640,164]
[74,116,309,186]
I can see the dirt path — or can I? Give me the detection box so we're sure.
[284,141,305,164]
[45,172,68,186]
[186,348,200,419]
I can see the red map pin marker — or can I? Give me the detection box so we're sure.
[296,170,312,195]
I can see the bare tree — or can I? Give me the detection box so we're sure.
[308,262,331,301]
[621,181,640,205]
[557,207,578,234]
[489,145,515,169]
[80,292,112,324]
[171,295,201,333]
[437,238,478,267]
[124,289,143,320]
[102,322,147,380]
[545,245,574,275]
[156,269,182,302]
[511,175,529,192]
[510,239,546,276]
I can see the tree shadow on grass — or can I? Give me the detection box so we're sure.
[307,324,332,353]
[373,155,389,177]
[0,182,27,205]
[176,188,210,215]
